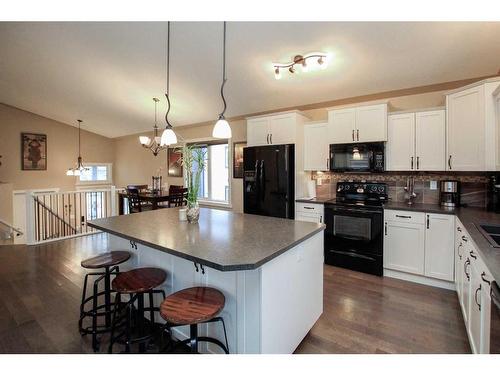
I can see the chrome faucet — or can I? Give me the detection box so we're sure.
[404,176,417,205]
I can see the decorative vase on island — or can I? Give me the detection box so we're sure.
[186,201,200,223]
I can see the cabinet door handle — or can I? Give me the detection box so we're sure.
[457,227,462,232]
[416,156,420,170]
[464,259,470,281]
[411,156,414,170]
[352,130,355,141]
[461,235,468,242]
[448,155,452,170]
[304,206,314,210]
[356,129,359,141]
[270,134,273,144]
[267,134,270,144]
[458,243,463,260]
[194,262,199,272]
[326,158,329,170]
[469,251,477,260]
[481,272,491,285]
[395,214,411,219]
[474,285,482,311]
[384,222,388,235]
[319,215,323,223]
[426,215,430,229]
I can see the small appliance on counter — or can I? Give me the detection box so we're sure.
[487,173,500,213]
[439,180,460,207]
[324,181,388,276]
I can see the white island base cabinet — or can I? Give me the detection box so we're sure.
[109,231,324,354]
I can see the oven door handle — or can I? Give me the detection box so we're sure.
[327,207,382,215]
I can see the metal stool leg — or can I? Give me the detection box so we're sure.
[190,324,198,353]
[108,292,121,354]
[104,266,112,328]
[78,273,90,334]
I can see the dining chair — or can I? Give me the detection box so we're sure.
[127,184,149,192]
[126,188,152,213]
[168,188,188,208]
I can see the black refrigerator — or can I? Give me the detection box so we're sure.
[243,144,295,219]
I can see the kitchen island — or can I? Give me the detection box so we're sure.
[88,207,325,354]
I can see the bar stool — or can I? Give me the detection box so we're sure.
[160,287,229,354]
[79,250,131,352]
[108,267,167,353]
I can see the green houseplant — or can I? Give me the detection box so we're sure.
[180,144,206,223]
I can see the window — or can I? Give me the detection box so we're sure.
[77,163,113,185]
[186,141,230,205]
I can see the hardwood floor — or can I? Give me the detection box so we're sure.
[0,234,470,354]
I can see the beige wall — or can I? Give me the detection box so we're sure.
[0,103,115,191]
[114,119,247,212]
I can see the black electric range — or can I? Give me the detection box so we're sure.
[324,182,388,276]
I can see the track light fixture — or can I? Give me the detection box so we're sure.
[273,52,328,79]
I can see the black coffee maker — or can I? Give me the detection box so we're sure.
[487,174,500,213]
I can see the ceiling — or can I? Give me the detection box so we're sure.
[1,22,499,138]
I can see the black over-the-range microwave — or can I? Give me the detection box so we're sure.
[329,142,385,173]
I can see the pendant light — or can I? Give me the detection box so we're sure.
[66,119,89,176]
[139,97,166,156]
[212,21,232,139]
[160,21,178,146]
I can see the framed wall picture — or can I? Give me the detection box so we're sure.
[21,133,47,170]
[168,147,183,177]
[233,141,246,179]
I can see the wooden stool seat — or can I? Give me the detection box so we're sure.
[160,287,225,325]
[112,267,166,294]
[81,251,131,269]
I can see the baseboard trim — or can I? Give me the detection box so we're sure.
[384,269,455,290]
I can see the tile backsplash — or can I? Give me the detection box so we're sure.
[311,171,489,207]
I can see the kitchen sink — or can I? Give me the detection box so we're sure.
[477,223,500,247]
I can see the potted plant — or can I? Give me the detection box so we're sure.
[180,144,206,223]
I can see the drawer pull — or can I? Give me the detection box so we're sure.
[474,285,482,311]
[304,206,314,210]
[395,215,412,219]
[469,251,477,260]
[464,259,470,281]
[481,272,491,285]
[461,235,468,242]
[457,243,463,260]
[457,227,462,232]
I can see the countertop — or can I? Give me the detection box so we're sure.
[88,207,325,272]
[296,197,500,284]
[296,196,334,204]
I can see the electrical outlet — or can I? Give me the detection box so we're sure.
[430,181,437,190]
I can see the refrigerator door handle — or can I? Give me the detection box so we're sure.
[260,160,265,201]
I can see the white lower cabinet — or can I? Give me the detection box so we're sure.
[454,219,494,353]
[384,210,454,282]
[384,220,425,275]
[424,213,455,281]
[295,202,324,224]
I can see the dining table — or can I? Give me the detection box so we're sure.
[117,189,172,215]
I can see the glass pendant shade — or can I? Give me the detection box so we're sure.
[73,169,81,177]
[66,169,74,176]
[160,127,177,146]
[139,136,151,145]
[212,118,232,139]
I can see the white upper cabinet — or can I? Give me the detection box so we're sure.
[447,85,485,171]
[386,109,445,171]
[327,103,387,144]
[247,111,306,147]
[386,113,415,171]
[269,114,296,145]
[424,213,455,281]
[446,78,500,171]
[304,122,329,171]
[415,110,446,171]
[247,117,270,146]
[327,108,356,143]
[355,104,388,142]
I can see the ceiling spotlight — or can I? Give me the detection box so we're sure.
[272,52,328,79]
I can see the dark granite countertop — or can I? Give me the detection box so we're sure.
[296,196,334,204]
[88,207,325,272]
[382,201,457,215]
[296,198,500,283]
